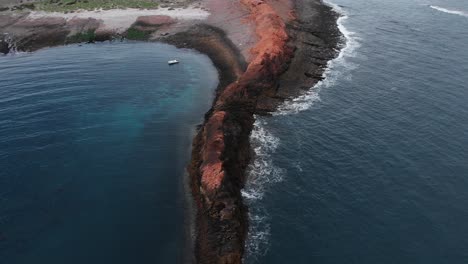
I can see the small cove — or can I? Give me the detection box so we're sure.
[0,42,218,263]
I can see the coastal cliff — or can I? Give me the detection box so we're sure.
[184,0,293,262]
[173,0,340,263]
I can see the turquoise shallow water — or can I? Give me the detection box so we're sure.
[243,0,468,263]
[0,42,218,263]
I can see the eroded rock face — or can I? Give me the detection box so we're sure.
[0,14,177,52]
[131,15,176,33]
[67,17,101,33]
[186,0,341,263]
[189,1,295,263]
[198,0,294,205]
[0,40,10,54]
[135,15,176,27]
[12,16,66,28]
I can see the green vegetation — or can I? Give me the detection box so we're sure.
[125,27,150,40]
[36,0,159,12]
[67,29,96,43]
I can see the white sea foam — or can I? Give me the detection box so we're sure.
[242,118,283,201]
[429,5,468,18]
[242,117,283,259]
[243,1,360,261]
[275,1,360,115]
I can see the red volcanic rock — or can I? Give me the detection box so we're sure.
[0,13,27,28]
[215,0,292,107]
[191,0,295,263]
[13,17,66,28]
[67,17,102,39]
[131,15,176,34]
[198,0,294,199]
[134,15,176,26]
[7,17,70,52]
[67,17,100,29]
[244,0,291,71]
[200,111,226,192]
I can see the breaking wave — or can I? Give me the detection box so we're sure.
[242,118,283,201]
[275,1,360,115]
[429,5,468,17]
[242,117,284,260]
[242,1,360,262]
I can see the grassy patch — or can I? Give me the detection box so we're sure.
[67,29,96,43]
[36,0,159,12]
[125,27,150,40]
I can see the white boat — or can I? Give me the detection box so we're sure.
[168,59,179,65]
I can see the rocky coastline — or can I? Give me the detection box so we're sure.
[177,1,341,263]
[0,0,341,262]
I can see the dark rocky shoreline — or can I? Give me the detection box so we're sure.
[167,1,341,263]
[0,1,341,263]
[262,0,342,113]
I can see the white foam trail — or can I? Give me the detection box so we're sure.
[242,117,284,259]
[429,5,468,17]
[275,1,360,115]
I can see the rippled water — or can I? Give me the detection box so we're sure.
[244,0,468,263]
[0,42,218,263]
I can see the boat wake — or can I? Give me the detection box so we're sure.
[275,1,360,115]
[242,1,360,262]
[429,5,468,18]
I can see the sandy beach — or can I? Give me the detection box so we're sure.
[26,7,210,31]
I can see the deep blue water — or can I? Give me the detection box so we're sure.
[0,42,218,263]
[244,0,468,263]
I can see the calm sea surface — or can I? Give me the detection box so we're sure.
[1,0,468,262]
[244,0,468,263]
[0,42,218,263]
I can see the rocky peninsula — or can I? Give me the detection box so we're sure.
[0,0,341,262]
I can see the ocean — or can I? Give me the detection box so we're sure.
[1,0,468,263]
[0,42,218,263]
[243,0,468,263]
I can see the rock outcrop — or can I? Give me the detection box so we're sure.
[0,39,10,54]
[183,0,341,263]
[187,0,296,263]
